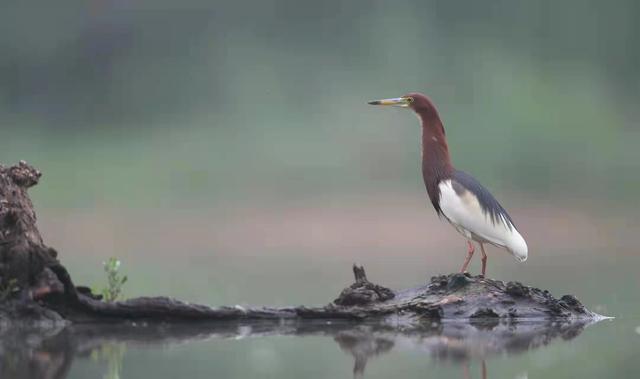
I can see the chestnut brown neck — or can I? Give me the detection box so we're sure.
[419,110,453,212]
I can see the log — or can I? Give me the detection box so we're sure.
[43,264,602,324]
[0,162,603,326]
[0,162,59,292]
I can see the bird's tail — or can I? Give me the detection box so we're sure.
[507,229,528,262]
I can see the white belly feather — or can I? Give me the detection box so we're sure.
[438,180,528,262]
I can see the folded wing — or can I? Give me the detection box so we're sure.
[438,170,528,262]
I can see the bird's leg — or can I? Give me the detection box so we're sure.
[480,243,488,278]
[459,241,475,273]
[462,362,470,379]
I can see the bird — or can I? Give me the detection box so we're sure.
[368,93,527,277]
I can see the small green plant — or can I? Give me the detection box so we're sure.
[0,278,19,301]
[91,342,127,379]
[101,257,127,302]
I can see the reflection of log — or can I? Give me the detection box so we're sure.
[0,162,602,325]
[0,317,596,379]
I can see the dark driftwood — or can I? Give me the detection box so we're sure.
[0,162,601,326]
[43,265,601,324]
[0,162,59,292]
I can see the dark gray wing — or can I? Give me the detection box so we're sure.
[450,170,516,230]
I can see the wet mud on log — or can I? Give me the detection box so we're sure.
[0,162,603,326]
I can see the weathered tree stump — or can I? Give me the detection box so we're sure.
[0,162,603,326]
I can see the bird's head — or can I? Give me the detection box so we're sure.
[368,92,439,120]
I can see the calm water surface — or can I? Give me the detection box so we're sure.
[6,232,639,378]
[2,317,638,379]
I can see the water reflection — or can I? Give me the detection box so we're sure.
[0,320,595,379]
[331,321,590,378]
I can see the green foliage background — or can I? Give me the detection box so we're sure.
[1,0,638,209]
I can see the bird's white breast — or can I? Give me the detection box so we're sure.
[438,180,528,261]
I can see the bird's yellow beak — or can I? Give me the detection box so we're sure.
[367,97,412,108]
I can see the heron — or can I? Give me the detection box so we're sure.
[368,93,528,277]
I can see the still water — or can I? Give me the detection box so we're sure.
[2,317,637,378]
[4,249,639,379]
[8,208,640,378]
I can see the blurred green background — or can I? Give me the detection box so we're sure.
[3,0,639,208]
[1,1,639,378]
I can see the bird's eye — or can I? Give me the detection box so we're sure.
[406,97,414,103]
